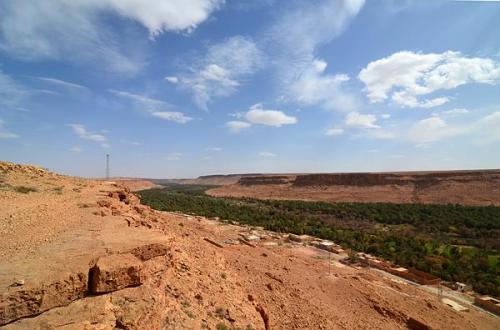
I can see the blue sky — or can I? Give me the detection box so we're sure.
[0,0,499,178]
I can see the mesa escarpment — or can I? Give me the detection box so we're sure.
[1,161,499,329]
[239,175,294,186]
[292,171,500,188]
[207,170,500,205]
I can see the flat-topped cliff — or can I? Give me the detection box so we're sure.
[208,170,500,205]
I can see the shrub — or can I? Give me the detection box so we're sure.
[216,323,229,330]
[14,186,38,194]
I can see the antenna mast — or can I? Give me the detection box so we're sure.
[106,154,110,179]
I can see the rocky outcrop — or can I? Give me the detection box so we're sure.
[89,254,144,294]
[0,161,56,177]
[0,273,88,326]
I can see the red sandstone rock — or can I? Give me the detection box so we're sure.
[88,254,143,294]
[129,243,170,262]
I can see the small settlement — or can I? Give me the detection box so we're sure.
[170,212,500,317]
[238,225,500,316]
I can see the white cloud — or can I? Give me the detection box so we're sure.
[407,116,467,143]
[206,147,222,152]
[165,152,182,161]
[443,108,469,116]
[0,119,19,138]
[226,121,251,133]
[151,111,193,124]
[36,77,88,91]
[175,36,263,110]
[165,76,179,84]
[67,124,108,143]
[245,103,297,127]
[381,114,391,119]
[359,51,500,108]
[325,128,344,136]
[287,59,357,112]
[345,112,379,129]
[258,151,276,157]
[0,1,223,73]
[225,104,296,133]
[98,0,223,37]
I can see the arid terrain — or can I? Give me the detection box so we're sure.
[112,178,162,192]
[207,170,500,206]
[1,161,499,329]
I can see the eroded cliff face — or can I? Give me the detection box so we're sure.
[291,171,500,188]
[208,170,500,205]
[239,176,295,186]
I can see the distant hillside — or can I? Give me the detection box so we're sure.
[151,173,266,186]
[207,169,500,206]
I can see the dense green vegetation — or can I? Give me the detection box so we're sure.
[139,185,500,297]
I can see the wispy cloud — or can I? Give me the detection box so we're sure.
[266,0,365,108]
[0,119,19,139]
[258,151,276,157]
[36,77,88,91]
[0,1,224,74]
[170,36,264,110]
[110,89,193,124]
[151,111,193,124]
[407,116,467,143]
[109,89,169,108]
[325,128,344,136]
[165,152,182,161]
[69,146,82,153]
[0,71,32,108]
[442,108,470,117]
[120,139,143,146]
[67,124,108,147]
[286,59,358,112]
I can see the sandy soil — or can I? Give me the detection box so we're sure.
[1,161,499,329]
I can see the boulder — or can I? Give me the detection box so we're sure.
[88,254,143,294]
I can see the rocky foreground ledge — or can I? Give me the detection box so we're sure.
[0,161,499,329]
